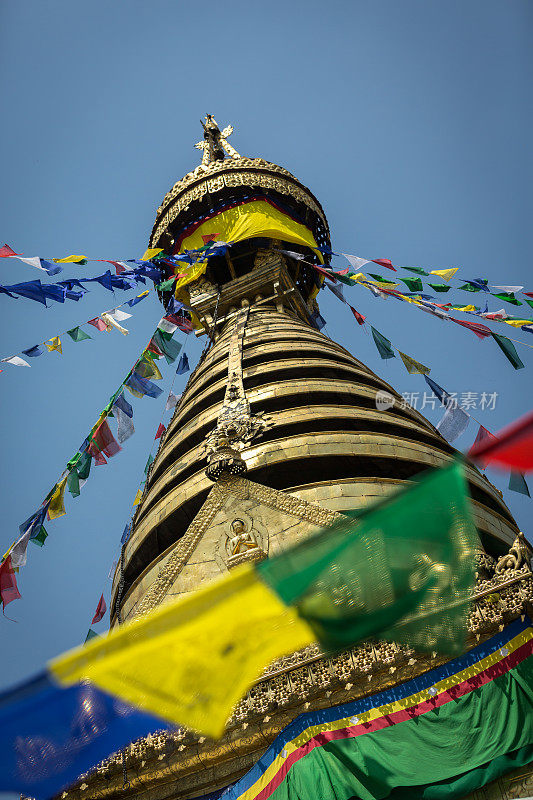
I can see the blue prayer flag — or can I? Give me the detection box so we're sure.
[176,353,190,375]
[4,280,47,305]
[125,372,163,399]
[41,283,67,303]
[22,345,44,358]
[113,392,133,418]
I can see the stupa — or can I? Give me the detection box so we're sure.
[64,118,532,800]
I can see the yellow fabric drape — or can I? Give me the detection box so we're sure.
[51,563,315,738]
[172,201,324,304]
[430,268,458,282]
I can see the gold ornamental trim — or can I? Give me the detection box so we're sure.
[150,159,329,247]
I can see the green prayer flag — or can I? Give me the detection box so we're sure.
[85,629,100,644]
[459,282,481,293]
[371,326,395,360]
[30,525,48,547]
[491,292,522,306]
[400,276,424,292]
[67,469,81,498]
[335,273,357,286]
[152,329,182,365]
[157,278,176,292]
[403,266,429,275]
[491,332,525,370]
[144,454,154,474]
[66,452,81,470]
[368,273,395,285]
[427,282,451,293]
[508,471,530,497]
[258,462,477,656]
[76,451,92,481]
[398,351,431,375]
[67,326,91,342]
[524,298,533,310]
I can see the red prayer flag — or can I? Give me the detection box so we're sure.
[166,314,193,333]
[0,556,21,609]
[90,420,121,460]
[101,260,127,274]
[450,318,492,339]
[201,233,220,244]
[313,265,337,282]
[523,292,533,298]
[0,244,18,258]
[349,305,366,325]
[372,258,396,271]
[468,410,533,471]
[87,317,108,332]
[91,593,107,624]
[147,340,163,356]
[472,425,497,452]
[334,268,350,276]
[155,423,166,440]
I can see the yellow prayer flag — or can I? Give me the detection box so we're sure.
[50,564,315,738]
[48,476,68,520]
[133,490,143,506]
[399,351,431,375]
[141,248,163,261]
[429,268,458,282]
[504,319,533,328]
[46,336,62,354]
[53,255,88,264]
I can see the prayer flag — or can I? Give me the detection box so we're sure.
[472,425,496,449]
[21,345,43,357]
[341,254,370,271]
[459,282,482,293]
[349,306,366,325]
[326,282,345,303]
[398,351,431,375]
[133,489,143,506]
[125,372,163,399]
[90,420,121,459]
[401,276,424,293]
[403,266,429,275]
[493,285,524,293]
[436,403,469,443]
[113,392,133,418]
[101,312,129,335]
[85,629,99,643]
[428,282,451,292]
[48,461,476,740]
[424,375,447,405]
[0,556,21,609]
[9,530,33,568]
[152,330,182,364]
[4,279,47,305]
[106,308,132,322]
[155,423,166,440]
[165,392,180,410]
[87,317,108,332]
[464,278,490,292]
[66,326,91,342]
[508,472,530,497]
[76,451,92,481]
[47,476,68,520]
[53,255,88,264]
[135,353,163,381]
[91,594,107,625]
[1,355,30,367]
[0,244,17,257]
[141,248,164,261]
[144,454,154,474]
[372,258,395,271]
[450,318,492,339]
[429,268,458,282]
[158,317,179,334]
[121,523,132,545]
[176,352,190,374]
[31,526,48,547]
[491,292,522,306]
[371,327,395,360]
[114,405,135,443]
[67,469,81,498]
[490,332,524,370]
[468,410,533,471]
[46,336,62,354]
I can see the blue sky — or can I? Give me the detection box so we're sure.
[0,0,532,693]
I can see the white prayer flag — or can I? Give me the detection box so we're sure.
[12,255,45,271]
[106,308,132,322]
[114,405,135,443]
[9,530,33,568]
[101,313,129,335]
[158,318,178,334]
[342,254,370,270]
[165,392,180,411]
[492,285,524,293]
[1,355,30,367]
[437,403,470,442]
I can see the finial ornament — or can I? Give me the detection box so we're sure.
[195,114,241,165]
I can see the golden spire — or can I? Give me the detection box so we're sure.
[194,114,241,165]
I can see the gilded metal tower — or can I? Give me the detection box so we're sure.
[65,119,532,800]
